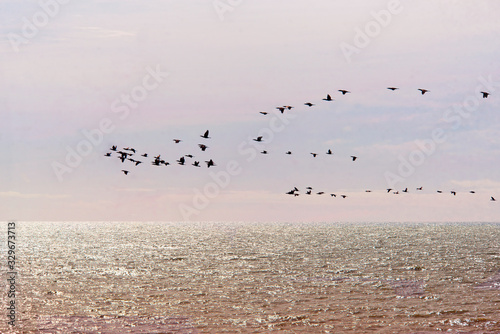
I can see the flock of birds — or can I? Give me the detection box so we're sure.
[104,130,216,175]
[285,186,496,202]
[104,86,497,202]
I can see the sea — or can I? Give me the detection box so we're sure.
[3,222,500,333]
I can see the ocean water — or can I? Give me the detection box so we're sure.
[3,222,500,333]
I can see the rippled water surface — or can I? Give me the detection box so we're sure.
[5,222,500,333]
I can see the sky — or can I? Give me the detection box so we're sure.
[1,0,500,222]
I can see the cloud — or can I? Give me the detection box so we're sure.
[0,191,69,199]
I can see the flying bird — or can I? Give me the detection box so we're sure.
[418,89,429,95]
[351,156,357,161]
[285,151,292,155]
[306,190,312,195]
[260,112,268,115]
[304,103,315,107]
[141,153,148,157]
[200,130,210,139]
[322,94,333,101]
[110,145,117,151]
[330,194,336,197]
[317,192,324,195]
[481,91,490,98]
[134,161,142,166]
[177,157,185,165]
[326,149,333,155]
[104,153,111,157]
[205,159,216,168]
[387,188,392,193]
[437,190,443,193]
[261,150,268,154]
[491,197,496,201]
[121,170,129,175]
[253,136,263,142]
[173,139,182,143]
[284,105,293,110]
[338,90,350,95]
[310,153,318,157]
[276,107,285,113]
[198,144,208,151]
[469,191,476,194]
[451,191,456,196]
[416,187,423,191]
[341,195,347,198]
[402,188,408,193]
[387,87,399,91]
[192,161,200,167]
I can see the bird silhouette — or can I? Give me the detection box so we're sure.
[276,107,285,113]
[304,103,315,107]
[253,136,263,142]
[110,145,117,151]
[365,190,372,192]
[437,190,443,193]
[141,153,148,157]
[311,153,318,157]
[402,188,408,193]
[387,188,392,193]
[470,191,476,194]
[306,190,312,195]
[387,87,399,91]
[451,191,456,196]
[184,155,193,158]
[322,94,333,101]
[198,144,208,151]
[416,187,423,191]
[260,112,268,115]
[285,151,292,155]
[351,156,357,161]
[326,149,333,155]
[205,159,216,168]
[481,91,490,98]
[338,90,350,95]
[192,161,200,167]
[284,105,293,110]
[200,130,210,139]
[317,192,324,195]
[177,157,185,165]
[418,89,429,95]
[134,161,142,166]
[173,139,182,143]
[261,150,268,154]
[491,197,496,201]
[121,170,129,175]
[341,195,347,198]
[104,153,111,157]
[330,194,336,197]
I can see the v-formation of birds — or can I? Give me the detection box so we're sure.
[104,87,495,202]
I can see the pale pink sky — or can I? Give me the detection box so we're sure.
[1,1,500,222]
